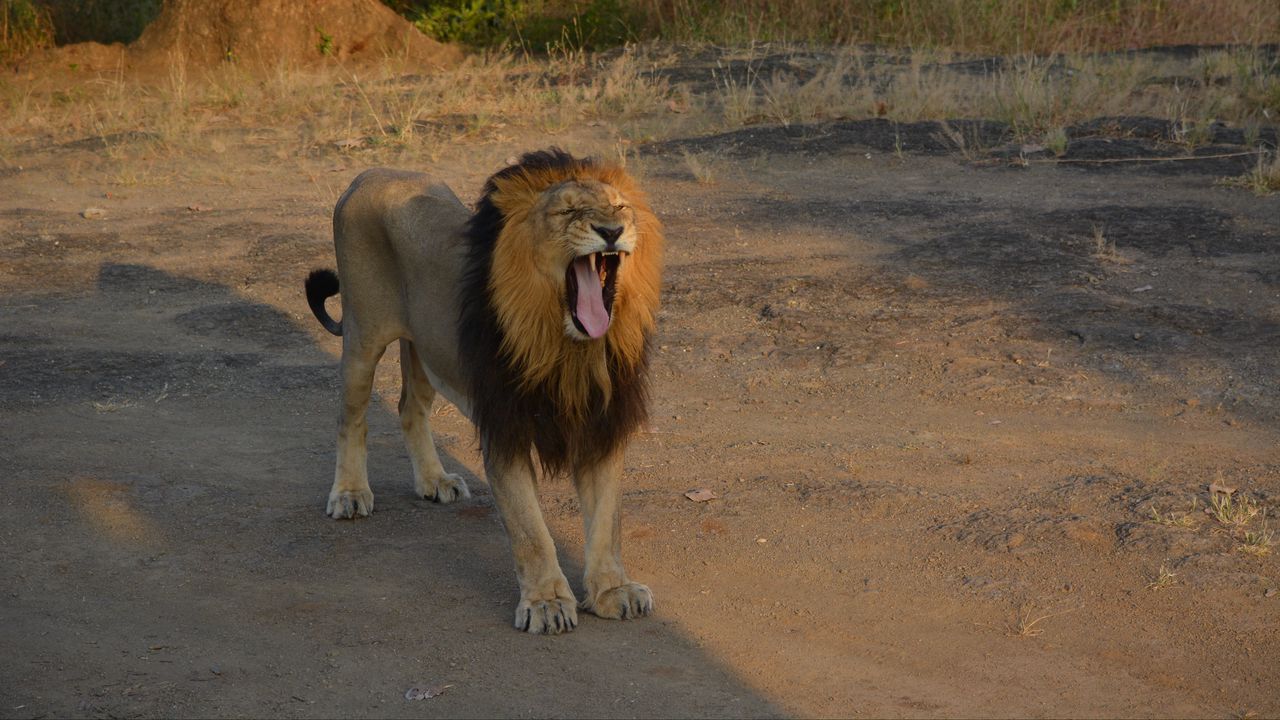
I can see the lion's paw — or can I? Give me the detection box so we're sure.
[515,597,579,635]
[327,488,373,519]
[583,582,653,620]
[418,472,470,504]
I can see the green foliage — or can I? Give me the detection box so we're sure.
[37,0,160,45]
[1,0,53,61]
[401,0,517,47]
[317,27,334,56]
[386,0,638,51]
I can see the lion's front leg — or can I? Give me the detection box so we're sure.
[573,449,653,620]
[485,454,578,634]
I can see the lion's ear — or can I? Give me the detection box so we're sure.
[488,174,542,221]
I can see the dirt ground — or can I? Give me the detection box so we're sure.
[2,50,1279,719]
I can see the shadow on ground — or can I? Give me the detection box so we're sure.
[0,263,780,718]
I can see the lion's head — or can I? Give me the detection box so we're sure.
[459,149,663,473]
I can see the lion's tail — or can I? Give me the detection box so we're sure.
[305,268,343,336]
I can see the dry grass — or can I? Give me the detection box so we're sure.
[1238,515,1275,557]
[2,41,1276,182]
[1146,563,1179,591]
[706,46,1278,141]
[634,0,1280,54]
[1009,601,1074,637]
[1202,485,1277,556]
[1208,490,1262,530]
[0,47,673,181]
[1147,500,1199,529]
[680,148,717,184]
[1220,153,1280,196]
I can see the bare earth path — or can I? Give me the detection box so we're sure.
[2,106,1278,717]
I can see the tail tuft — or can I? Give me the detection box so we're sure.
[305,268,343,336]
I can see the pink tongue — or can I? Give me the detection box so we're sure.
[572,255,610,338]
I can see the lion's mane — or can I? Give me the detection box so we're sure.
[457,149,663,474]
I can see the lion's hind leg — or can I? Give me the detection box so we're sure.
[327,336,386,519]
[398,340,470,504]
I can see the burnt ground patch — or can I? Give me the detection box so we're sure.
[1036,205,1254,257]
[896,224,1089,290]
[891,214,1280,421]
[654,114,1272,173]
[650,118,1012,158]
[731,193,987,229]
[686,166,1279,423]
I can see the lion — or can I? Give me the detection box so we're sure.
[304,149,663,634]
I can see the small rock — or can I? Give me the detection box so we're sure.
[81,207,106,219]
[1265,588,1277,598]
[684,488,717,503]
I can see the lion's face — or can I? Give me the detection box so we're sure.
[533,179,639,340]
[483,153,662,411]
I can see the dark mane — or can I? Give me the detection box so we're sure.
[456,148,652,475]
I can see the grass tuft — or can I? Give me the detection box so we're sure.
[1208,489,1261,530]
[1146,562,1179,591]
[680,149,716,185]
[1148,500,1198,529]
[1009,601,1074,638]
[1220,153,1280,196]
[1238,514,1275,557]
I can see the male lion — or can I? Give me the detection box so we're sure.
[304,149,662,634]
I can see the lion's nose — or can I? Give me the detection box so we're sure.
[592,224,623,247]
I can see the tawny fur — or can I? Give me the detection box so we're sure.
[486,160,662,419]
[305,150,662,635]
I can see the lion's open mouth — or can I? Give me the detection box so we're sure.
[566,251,623,338]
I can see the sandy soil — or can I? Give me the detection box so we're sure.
[2,52,1279,719]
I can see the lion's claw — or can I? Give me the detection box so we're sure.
[421,472,470,504]
[327,489,373,519]
[515,597,578,635]
[584,582,653,620]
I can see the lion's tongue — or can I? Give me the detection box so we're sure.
[573,254,610,338]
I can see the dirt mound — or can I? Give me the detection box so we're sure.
[28,0,458,77]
